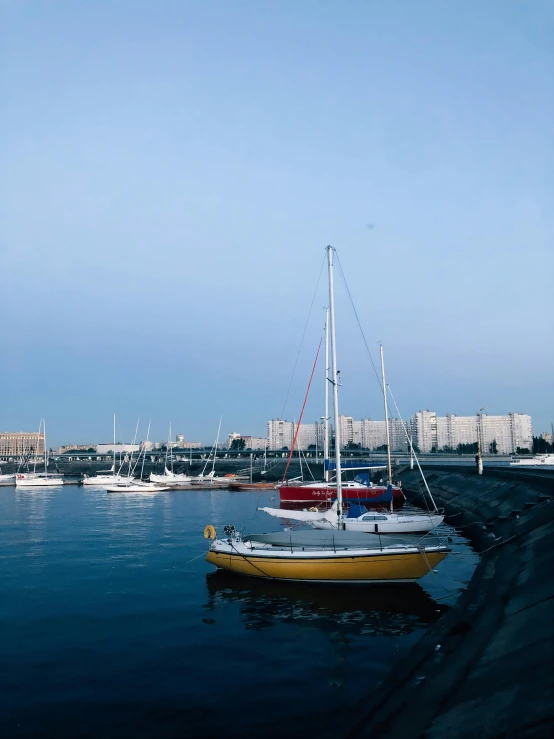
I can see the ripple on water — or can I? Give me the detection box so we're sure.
[0,485,478,738]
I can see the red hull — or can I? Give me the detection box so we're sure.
[279,484,404,504]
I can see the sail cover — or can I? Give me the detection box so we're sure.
[325,460,386,471]
[346,503,368,519]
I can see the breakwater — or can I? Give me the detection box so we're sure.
[347,466,554,739]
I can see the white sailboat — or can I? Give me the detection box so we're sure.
[16,420,64,488]
[262,345,444,533]
[150,423,192,485]
[205,246,450,582]
[259,499,444,533]
[191,417,244,487]
[106,420,169,493]
[82,413,129,486]
[0,468,16,485]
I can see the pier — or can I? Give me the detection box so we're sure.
[347,466,554,739]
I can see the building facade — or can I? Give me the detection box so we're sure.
[0,432,45,457]
[267,417,408,451]
[411,411,533,454]
[339,416,408,451]
[267,420,295,450]
[228,433,267,450]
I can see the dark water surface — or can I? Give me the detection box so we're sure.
[0,486,478,738]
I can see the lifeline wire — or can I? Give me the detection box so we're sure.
[279,252,326,420]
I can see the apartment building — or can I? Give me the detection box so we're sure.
[268,417,408,451]
[412,411,533,454]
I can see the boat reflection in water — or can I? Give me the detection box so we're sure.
[205,570,449,637]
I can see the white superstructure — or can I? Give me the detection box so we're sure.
[510,454,554,467]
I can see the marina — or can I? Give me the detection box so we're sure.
[2,1,551,735]
[0,483,476,739]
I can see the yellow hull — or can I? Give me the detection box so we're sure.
[206,549,448,582]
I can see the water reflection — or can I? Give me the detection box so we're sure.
[205,571,449,636]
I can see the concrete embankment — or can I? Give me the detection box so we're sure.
[348,467,554,739]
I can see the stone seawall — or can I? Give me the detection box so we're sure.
[347,468,554,739]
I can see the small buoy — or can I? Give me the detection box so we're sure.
[204,524,216,539]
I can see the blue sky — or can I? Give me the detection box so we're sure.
[1,0,553,446]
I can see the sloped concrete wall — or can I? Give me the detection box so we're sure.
[347,469,554,739]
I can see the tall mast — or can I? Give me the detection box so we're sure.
[43,419,48,478]
[165,422,171,473]
[324,307,330,483]
[169,422,174,473]
[140,419,151,480]
[113,412,116,475]
[212,416,222,475]
[34,418,40,475]
[327,246,343,524]
[380,344,393,484]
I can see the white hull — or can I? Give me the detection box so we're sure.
[259,502,444,534]
[106,482,170,493]
[150,472,192,484]
[16,476,64,488]
[82,474,130,487]
[0,473,16,484]
[314,513,444,533]
[510,455,554,467]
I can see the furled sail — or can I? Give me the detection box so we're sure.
[258,501,339,524]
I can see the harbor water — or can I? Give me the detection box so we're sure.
[0,486,478,738]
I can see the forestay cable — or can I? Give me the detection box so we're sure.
[279,252,326,420]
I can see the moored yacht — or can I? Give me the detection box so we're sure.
[510,454,554,467]
[15,420,64,488]
[205,246,451,582]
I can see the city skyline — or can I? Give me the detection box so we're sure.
[1,1,552,445]
[2,407,547,452]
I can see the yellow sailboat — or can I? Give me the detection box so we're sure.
[205,527,448,583]
[204,246,450,583]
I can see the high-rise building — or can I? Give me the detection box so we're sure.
[267,420,321,450]
[411,411,532,454]
[268,420,294,450]
[268,417,408,451]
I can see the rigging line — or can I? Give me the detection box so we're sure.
[282,337,323,483]
[230,540,275,579]
[335,252,382,390]
[387,384,439,513]
[279,252,326,420]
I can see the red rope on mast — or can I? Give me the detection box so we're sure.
[282,338,323,483]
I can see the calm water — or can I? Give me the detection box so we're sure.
[0,486,478,739]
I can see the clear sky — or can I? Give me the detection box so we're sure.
[1,0,553,446]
